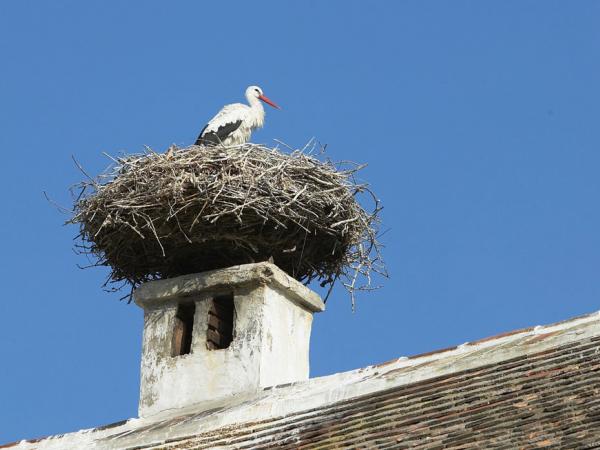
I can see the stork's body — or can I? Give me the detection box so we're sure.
[196,86,280,146]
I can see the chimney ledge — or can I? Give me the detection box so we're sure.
[134,262,325,313]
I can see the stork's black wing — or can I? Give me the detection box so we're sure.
[195,120,243,146]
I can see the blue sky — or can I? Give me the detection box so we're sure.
[1,0,599,443]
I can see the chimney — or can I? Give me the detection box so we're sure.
[134,262,325,417]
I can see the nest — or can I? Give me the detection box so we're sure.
[70,143,385,304]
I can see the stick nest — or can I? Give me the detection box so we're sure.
[70,143,385,303]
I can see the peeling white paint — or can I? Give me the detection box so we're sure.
[136,263,324,417]
[9,310,600,449]
[6,265,600,450]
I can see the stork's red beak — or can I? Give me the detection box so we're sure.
[259,94,281,109]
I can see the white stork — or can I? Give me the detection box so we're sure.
[195,85,280,146]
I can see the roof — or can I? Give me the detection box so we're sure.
[5,311,600,449]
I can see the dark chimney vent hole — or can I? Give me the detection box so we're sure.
[207,294,235,350]
[172,302,195,356]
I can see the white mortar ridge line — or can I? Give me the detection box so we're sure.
[135,310,600,446]
[131,310,600,440]
[10,310,600,450]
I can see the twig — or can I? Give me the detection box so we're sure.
[68,142,386,307]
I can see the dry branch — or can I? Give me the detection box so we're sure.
[69,142,386,305]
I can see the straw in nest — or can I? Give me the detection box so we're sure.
[70,142,385,305]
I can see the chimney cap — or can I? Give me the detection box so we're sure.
[134,262,325,313]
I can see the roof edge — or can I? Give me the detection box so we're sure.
[6,310,600,449]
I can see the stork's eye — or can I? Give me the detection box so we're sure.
[255,89,260,93]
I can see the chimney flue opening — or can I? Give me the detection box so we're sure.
[172,302,195,356]
[207,294,235,350]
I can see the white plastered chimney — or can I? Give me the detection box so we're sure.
[134,262,325,417]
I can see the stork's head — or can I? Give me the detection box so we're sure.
[246,85,280,109]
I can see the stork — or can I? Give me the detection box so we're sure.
[195,85,280,146]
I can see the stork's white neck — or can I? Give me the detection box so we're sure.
[245,93,266,129]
